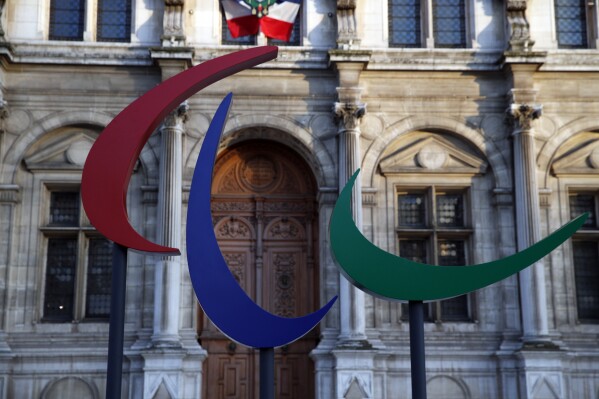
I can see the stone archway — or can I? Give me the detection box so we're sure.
[199,139,320,399]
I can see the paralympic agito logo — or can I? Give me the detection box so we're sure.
[80,46,587,351]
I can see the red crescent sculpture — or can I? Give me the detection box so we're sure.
[81,46,278,254]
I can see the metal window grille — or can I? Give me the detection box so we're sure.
[432,0,466,48]
[49,0,85,41]
[44,238,78,320]
[49,192,80,226]
[97,0,132,42]
[388,0,421,47]
[555,0,588,48]
[569,193,596,228]
[572,241,599,321]
[436,193,464,227]
[85,238,113,318]
[221,8,257,45]
[398,193,426,227]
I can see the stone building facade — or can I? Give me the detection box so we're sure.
[0,0,598,398]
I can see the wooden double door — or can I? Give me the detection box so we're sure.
[199,140,320,399]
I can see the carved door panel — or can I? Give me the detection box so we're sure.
[199,140,319,399]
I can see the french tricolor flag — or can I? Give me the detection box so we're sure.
[221,0,300,42]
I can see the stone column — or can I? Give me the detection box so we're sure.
[334,98,367,343]
[508,99,550,343]
[151,103,188,347]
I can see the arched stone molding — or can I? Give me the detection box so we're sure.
[361,116,510,190]
[426,375,471,399]
[40,376,99,399]
[538,117,599,186]
[184,114,337,189]
[1,110,114,183]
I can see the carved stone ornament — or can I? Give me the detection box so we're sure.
[336,0,359,48]
[163,0,186,43]
[506,0,534,52]
[508,103,542,132]
[0,0,5,40]
[333,102,366,131]
[216,217,251,239]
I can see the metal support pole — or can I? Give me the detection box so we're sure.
[409,300,427,399]
[106,244,128,399]
[260,347,275,399]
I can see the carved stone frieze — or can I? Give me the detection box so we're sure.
[508,103,542,132]
[506,0,534,52]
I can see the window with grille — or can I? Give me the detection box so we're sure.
[388,0,467,48]
[42,189,113,321]
[555,0,589,48]
[49,0,86,41]
[97,0,132,42]
[568,192,599,322]
[398,188,472,322]
[49,0,132,42]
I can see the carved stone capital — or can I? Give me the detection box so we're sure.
[162,102,189,131]
[334,102,366,131]
[506,0,534,52]
[508,103,542,132]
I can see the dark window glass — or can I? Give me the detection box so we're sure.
[555,0,588,48]
[569,194,596,228]
[438,239,469,320]
[49,192,80,226]
[436,193,464,227]
[389,0,421,47]
[97,0,132,42]
[44,238,78,320]
[399,240,428,264]
[49,0,85,41]
[221,9,257,45]
[572,241,599,321]
[432,0,466,48]
[85,238,113,318]
[438,240,465,266]
[398,193,426,227]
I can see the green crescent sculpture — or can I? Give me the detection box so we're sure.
[330,170,587,301]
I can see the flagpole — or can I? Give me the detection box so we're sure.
[106,244,128,399]
[409,300,427,399]
[259,347,275,399]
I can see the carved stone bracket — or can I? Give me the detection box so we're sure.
[333,102,366,132]
[163,0,186,45]
[336,0,360,49]
[508,103,542,132]
[506,0,534,52]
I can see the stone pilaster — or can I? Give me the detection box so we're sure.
[152,102,188,348]
[506,0,534,52]
[162,0,186,46]
[336,0,360,49]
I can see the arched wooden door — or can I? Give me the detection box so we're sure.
[199,140,320,399]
